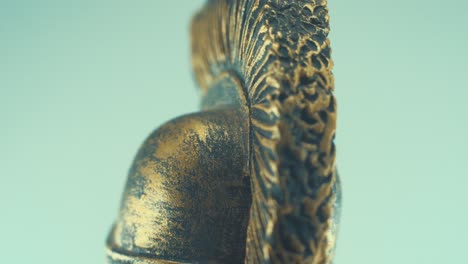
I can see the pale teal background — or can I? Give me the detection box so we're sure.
[1,1,467,263]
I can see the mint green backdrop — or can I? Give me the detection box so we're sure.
[1,1,467,263]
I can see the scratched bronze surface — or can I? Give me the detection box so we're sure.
[107,0,341,263]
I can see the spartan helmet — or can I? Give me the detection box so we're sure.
[107,0,341,263]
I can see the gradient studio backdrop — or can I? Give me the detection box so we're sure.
[1,1,467,263]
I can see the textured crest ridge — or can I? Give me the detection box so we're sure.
[192,0,340,263]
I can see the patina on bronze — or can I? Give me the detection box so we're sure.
[107,0,341,263]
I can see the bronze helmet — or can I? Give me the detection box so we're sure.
[107,0,341,263]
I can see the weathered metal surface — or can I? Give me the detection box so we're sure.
[107,0,341,263]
